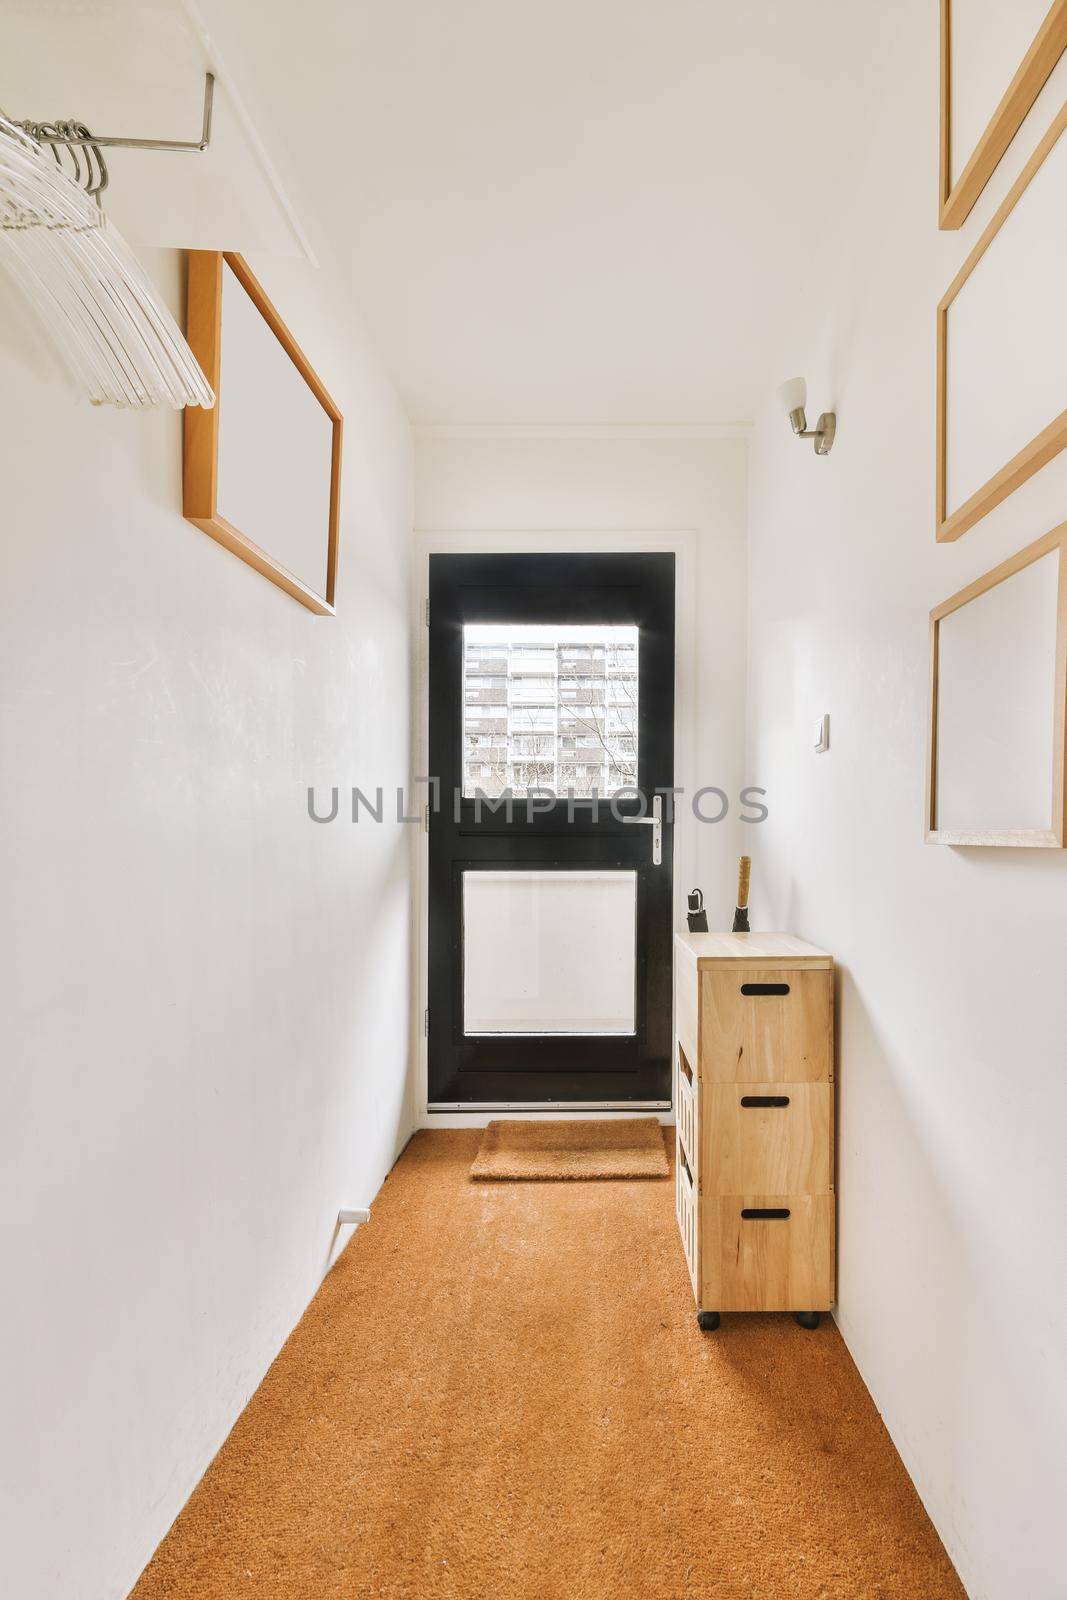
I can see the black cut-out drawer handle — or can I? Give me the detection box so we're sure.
[740,1095,790,1108]
[740,982,790,996]
[741,1207,791,1220]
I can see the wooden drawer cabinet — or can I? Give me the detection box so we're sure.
[710,1195,835,1313]
[673,931,835,1329]
[704,1083,831,1194]
[700,967,832,1082]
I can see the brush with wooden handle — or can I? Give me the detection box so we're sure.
[731,855,751,933]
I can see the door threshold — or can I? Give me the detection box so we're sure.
[427,1100,671,1113]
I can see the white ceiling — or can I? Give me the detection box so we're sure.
[5,0,883,424]
[206,0,882,424]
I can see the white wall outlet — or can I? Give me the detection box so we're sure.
[814,713,830,753]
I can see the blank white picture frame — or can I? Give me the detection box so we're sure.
[216,260,334,598]
[184,252,342,614]
[940,0,1067,229]
[927,525,1067,846]
[936,105,1067,542]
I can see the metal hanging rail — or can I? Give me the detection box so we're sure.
[21,71,215,154]
[10,74,215,204]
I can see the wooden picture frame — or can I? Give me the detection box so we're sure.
[940,0,1067,229]
[926,524,1067,847]
[184,251,342,615]
[936,103,1067,543]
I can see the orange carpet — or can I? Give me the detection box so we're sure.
[470,1116,668,1179]
[129,1131,964,1600]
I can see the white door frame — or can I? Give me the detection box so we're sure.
[411,529,697,1128]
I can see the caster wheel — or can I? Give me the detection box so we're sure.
[794,1311,821,1330]
[697,1310,721,1332]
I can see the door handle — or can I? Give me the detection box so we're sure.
[622,793,662,865]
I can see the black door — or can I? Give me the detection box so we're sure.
[427,552,675,1109]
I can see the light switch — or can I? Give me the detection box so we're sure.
[814,714,830,753]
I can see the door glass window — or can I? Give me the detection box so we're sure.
[462,870,637,1035]
[462,624,639,797]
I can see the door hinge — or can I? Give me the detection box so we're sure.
[423,802,431,834]
[423,597,430,626]
[423,1007,430,1037]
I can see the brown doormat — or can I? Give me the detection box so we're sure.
[470,1117,668,1181]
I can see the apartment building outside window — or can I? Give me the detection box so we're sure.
[461,623,638,798]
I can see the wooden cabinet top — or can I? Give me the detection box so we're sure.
[675,930,833,968]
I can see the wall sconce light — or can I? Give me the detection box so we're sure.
[778,377,836,455]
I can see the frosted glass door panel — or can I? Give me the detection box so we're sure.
[945,127,1067,515]
[463,870,636,1035]
[936,551,1059,832]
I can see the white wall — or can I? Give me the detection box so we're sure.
[415,428,751,922]
[745,10,1067,1598]
[0,246,414,1600]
